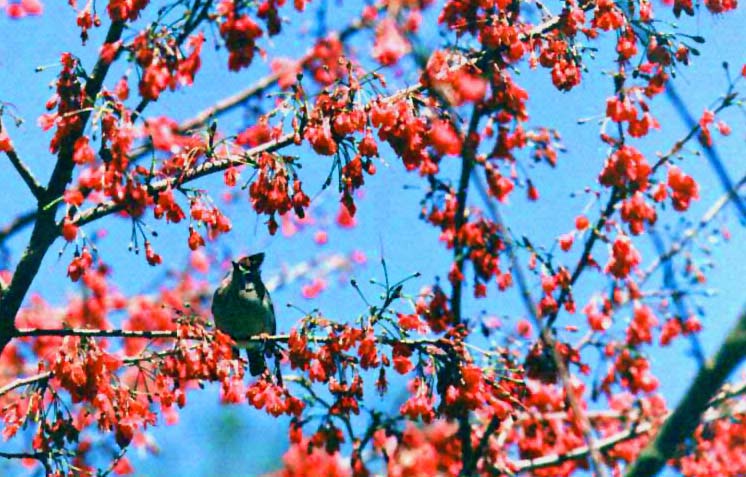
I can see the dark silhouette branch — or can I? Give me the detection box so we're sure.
[0,20,126,358]
[0,210,36,245]
[0,119,45,200]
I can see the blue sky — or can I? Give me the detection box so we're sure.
[2,1,746,475]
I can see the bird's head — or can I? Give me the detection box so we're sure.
[231,253,265,287]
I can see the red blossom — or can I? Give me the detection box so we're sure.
[620,191,657,235]
[372,18,410,66]
[218,2,263,71]
[246,379,304,417]
[575,215,590,230]
[144,241,162,266]
[61,217,78,242]
[0,131,13,152]
[599,145,651,191]
[428,120,462,156]
[400,378,436,422]
[667,165,699,211]
[605,235,641,279]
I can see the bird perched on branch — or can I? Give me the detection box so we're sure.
[212,253,276,376]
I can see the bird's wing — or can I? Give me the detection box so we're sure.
[265,289,277,335]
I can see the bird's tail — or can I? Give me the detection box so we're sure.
[247,348,267,376]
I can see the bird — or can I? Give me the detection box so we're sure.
[212,253,276,376]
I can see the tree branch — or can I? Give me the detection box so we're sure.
[0,210,36,246]
[0,451,45,460]
[0,2,597,359]
[546,87,739,330]
[639,174,746,286]
[665,83,746,221]
[11,328,457,347]
[74,130,296,227]
[0,20,126,357]
[127,15,370,163]
[0,345,185,398]
[513,420,654,473]
[452,107,483,325]
[510,377,746,473]
[0,119,45,200]
[0,331,461,399]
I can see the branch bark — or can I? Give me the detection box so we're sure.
[0,20,126,357]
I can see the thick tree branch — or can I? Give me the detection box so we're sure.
[0,21,126,357]
[624,305,746,477]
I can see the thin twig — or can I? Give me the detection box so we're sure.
[12,328,454,347]
[639,174,746,286]
[665,84,746,220]
[0,119,45,200]
[0,346,189,398]
[0,210,36,245]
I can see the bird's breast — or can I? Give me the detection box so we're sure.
[212,288,274,344]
